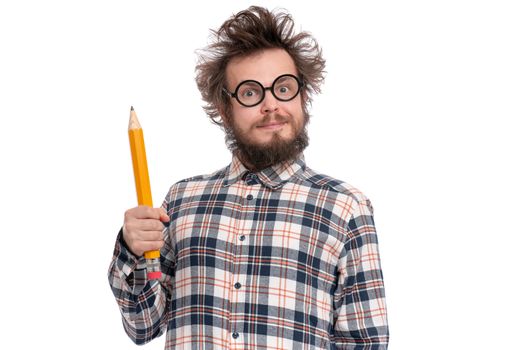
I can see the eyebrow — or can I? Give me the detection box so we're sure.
[240,81,260,86]
[240,75,293,86]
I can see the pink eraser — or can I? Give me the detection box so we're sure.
[147,271,162,280]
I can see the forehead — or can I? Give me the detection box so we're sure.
[226,48,298,88]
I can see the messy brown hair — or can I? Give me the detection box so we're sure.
[195,6,326,126]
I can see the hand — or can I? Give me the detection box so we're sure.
[122,206,169,257]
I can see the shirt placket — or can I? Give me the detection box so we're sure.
[230,172,259,349]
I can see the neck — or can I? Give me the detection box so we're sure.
[235,150,258,172]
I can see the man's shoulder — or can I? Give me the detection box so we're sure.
[162,165,228,204]
[298,166,370,204]
[174,165,229,187]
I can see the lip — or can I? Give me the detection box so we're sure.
[257,122,287,130]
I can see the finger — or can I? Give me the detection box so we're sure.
[128,240,164,257]
[131,206,165,220]
[136,218,167,232]
[159,208,170,222]
[153,207,170,222]
[150,207,169,222]
[136,229,164,241]
[135,240,165,255]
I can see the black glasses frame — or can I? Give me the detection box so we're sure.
[223,74,304,107]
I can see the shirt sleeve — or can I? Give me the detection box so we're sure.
[332,198,389,349]
[107,196,177,345]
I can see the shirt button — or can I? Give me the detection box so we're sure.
[232,332,239,339]
[234,282,241,289]
[239,235,245,241]
[246,194,253,200]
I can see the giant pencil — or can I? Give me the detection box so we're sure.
[128,106,161,280]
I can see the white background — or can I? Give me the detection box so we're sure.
[1,1,523,349]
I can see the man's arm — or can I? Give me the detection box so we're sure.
[107,200,176,345]
[332,199,389,349]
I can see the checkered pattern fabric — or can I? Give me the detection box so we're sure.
[108,155,388,349]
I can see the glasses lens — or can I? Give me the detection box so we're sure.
[237,81,264,106]
[273,75,300,101]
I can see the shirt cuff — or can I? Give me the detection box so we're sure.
[114,227,148,294]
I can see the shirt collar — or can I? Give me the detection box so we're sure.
[223,153,306,189]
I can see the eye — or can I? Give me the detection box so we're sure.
[242,89,259,98]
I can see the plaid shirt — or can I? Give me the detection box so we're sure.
[108,154,388,349]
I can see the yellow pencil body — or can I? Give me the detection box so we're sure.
[129,127,153,207]
[128,107,161,277]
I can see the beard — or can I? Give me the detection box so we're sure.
[225,112,309,172]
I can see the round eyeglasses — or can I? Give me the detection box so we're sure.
[223,74,304,107]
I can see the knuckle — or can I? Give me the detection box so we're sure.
[123,221,136,235]
[124,207,135,219]
[124,207,139,223]
[123,222,135,236]
[143,206,155,217]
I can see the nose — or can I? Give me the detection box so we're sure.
[260,87,279,114]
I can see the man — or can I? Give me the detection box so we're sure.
[109,6,389,349]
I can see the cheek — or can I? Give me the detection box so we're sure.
[288,103,305,127]
[231,106,256,131]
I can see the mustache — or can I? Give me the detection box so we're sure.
[257,113,289,125]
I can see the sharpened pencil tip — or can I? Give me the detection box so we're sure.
[130,106,134,111]
[129,107,141,129]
